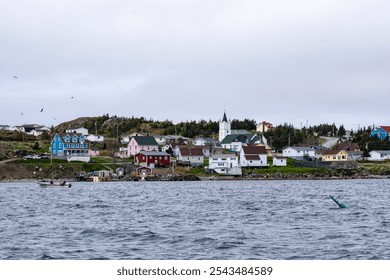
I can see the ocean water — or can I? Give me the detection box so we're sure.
[1,179,390,260]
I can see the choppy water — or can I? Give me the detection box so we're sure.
[1,179,390,260]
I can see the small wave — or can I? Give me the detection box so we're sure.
[39,253,57,260]
[90,204,113,209]
[194,237,216,243]
[246,206,262,211]
[319,234,345,240]
[80,228,100,235]
[216,241,244,250]
[140,230,164,241]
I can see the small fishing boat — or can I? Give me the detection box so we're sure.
[36,180,72,188]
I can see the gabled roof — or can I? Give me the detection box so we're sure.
[320,149,346,155]
[231,129,250,135]
[58,132,87,143]
[136,151,170,157]
[242,145,267,155]
[379,126,390,133]
[274,156,287,159]
[132,136,159,146]
[285,146,315,152]
[245,155,261,160]
[334,142,360,151]
[210,153,237,159]
[220,134,260,144]
[370,150,390,155]
[178,146,204,156]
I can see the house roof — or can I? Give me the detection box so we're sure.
[136,151,170,157]
[231,129,250,135]
[370,150,390,155]
[178,146,204,156]
[274,156,287,159]
[220,134,260,144]
[210,153,237,159]
[132,136,159,146]
[379,126,390,133]
[59,132,85,138]
[334,142,360,151]
[245,155,261,160]
[285,146,315,152]
[242,145,267,155]
[320,149,345,155]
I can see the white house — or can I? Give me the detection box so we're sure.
[240,145,268,167]
[86,134,104,142]
[220,134,264,152]
[0,125,11,130]
[66,127,89,136]
[150,134,167,145]
[208,153,242,176]
[273,156,287,166]
[192,137,218,146]
[369,150,390,161]
[282,146,316,160]
[121,132,145,144]
[29,126,50,136]
[256,121,273,133]
[174,145,204,166]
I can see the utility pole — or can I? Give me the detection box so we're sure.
[117,122,119,143]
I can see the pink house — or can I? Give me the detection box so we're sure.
[127,136,159,157]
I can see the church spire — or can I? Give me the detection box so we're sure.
[222,111,228,122]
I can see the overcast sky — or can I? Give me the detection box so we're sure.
[1,0,390,130]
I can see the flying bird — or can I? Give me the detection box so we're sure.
[40,108,44,112]
[71,96,74,99]
[14,76,18,79]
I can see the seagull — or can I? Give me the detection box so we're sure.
[40,108,44,112]
[14,75,18,79]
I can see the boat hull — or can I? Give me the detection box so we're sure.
[36,180,72,188]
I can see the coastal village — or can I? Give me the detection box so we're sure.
[1,112,390,181]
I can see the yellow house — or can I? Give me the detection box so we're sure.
[321,150,349,161]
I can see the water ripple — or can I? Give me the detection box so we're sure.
[1,179,390,259]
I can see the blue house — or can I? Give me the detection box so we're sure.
[51,133,89,159]
[371,126,390,140]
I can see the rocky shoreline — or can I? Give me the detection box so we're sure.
[1,159,390,182]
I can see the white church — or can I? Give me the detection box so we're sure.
[218,111,268,150]
[219,111,255,141]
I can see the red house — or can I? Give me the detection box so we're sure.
[134,151,171,167]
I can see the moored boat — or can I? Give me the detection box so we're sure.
[36,180,72,188]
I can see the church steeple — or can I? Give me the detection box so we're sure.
[219,110,231,141]
[222,111,228,122]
